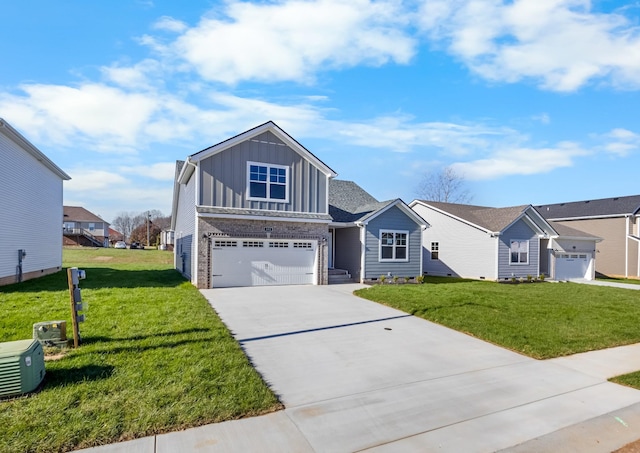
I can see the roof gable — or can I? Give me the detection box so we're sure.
[537,195,640,219]
[411,200,554,235]
[64,206,108,224]
[330,180,427,226]
[187,121,337,178]
[1,118,70,180]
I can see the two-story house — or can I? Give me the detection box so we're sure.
[171,121,427,288]
[63,206,110,247]
[0,118,71,286]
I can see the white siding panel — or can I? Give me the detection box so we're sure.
[0,132,64,280]
[413,204,496,280]
[174,173,196,281]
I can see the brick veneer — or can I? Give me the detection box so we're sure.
[196,217,330,288]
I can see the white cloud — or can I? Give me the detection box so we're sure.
[0,83,158,151]
[65,169,130,192]
[450,142,588,180]
[101,59,162,89]
[597,128,640,156]
[119,162,177,180]
[418,0,640,91]
[172,0,416,84]
[327,115,516,154]
[153,16,188,33]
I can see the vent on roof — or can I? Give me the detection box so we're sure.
[585,201,590,203]
[614,197,619,200]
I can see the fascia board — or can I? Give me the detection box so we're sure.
[189,121,338,178]
[413,200,491,234]
[547,213,626,221]
[359,199,429,227]
[1,118,71,180]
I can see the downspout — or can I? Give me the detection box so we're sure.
[191,158,200,286]
[357,222,366,283]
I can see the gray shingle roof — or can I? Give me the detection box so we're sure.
[536,195,640,219]
[329,180,393,223]
[549,221,601,239]
[63,206,108,223]
[420,201,530,232]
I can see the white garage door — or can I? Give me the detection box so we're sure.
[211,239,317,288]
[555,253,591,281]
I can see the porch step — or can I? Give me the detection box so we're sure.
[329,269,354,284]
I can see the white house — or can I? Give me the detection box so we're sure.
[0,118,71,286]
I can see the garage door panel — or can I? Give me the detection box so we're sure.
[211,239,317,288]
[555,253,591,281]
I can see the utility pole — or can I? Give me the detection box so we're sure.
[146,211,151,247]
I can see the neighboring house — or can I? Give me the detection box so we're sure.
[171,121,426,288]
[410,201,601,281]
[0,118,71,286]
[108,228,124,245]
[329,180,427,283]
[536,195,640,279]
[63,206,110,247]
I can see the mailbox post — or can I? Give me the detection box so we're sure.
[67,267,87,348]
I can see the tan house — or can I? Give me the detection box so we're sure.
[63,206,110,247]
[537,195,640,279]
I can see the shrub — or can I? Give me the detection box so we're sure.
[380,275,387,283]
[416,275,425,284]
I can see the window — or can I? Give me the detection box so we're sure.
[243,241,264,248]
[88,223,95,231]
[214,240,237,247]
[269,241,289,248]
[510,240,529,264]
[379,230,408,262]
[247,162,289,202]
[431,242,439,260]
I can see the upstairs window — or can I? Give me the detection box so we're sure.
[510,240,529,264]
[379,230,409,262]
[247,162,289,203]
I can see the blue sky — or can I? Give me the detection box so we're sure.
[2,0,639,223]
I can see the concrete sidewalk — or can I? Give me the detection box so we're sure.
[77,284,640,452]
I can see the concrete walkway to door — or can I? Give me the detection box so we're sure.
[186,284,640,452]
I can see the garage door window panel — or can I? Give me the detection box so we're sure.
[247,162,289,203]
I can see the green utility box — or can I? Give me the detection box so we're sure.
[33,321,68,348]
[0,339,46,398]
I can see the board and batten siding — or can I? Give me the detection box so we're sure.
[363,206,422,279]
[0,131,64,282]
[199,131,328,213]
[413,204,497,280]
[497,219,539,279]
[174,172,197,282]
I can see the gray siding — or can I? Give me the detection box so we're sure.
[174,173,196,281]
[199,131,327,213]
[0,131,64,283]
[334,227,362,281]
[363,206,422,279]
[497,219,539,279]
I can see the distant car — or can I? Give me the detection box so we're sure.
[130,242,141,249]
[114,241,126,249]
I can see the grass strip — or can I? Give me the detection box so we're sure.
[0,248,281,453]
[355,277,640,360]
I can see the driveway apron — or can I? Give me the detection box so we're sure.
[202,284,640,452]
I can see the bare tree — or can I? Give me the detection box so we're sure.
[416,167,472,204]
[111,212,136,242]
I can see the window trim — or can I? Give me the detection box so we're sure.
[246,161,290,203]
[379,229,409,262]
[509,239,529,265]
[430,242,439,261]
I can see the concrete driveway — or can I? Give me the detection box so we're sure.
[194,284,640,452]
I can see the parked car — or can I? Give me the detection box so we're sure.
[130,242,142,249]
[114,241,126,249]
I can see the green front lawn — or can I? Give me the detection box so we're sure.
[0,248,281,453]
[355,277,640,360]
[597,276,640,285]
